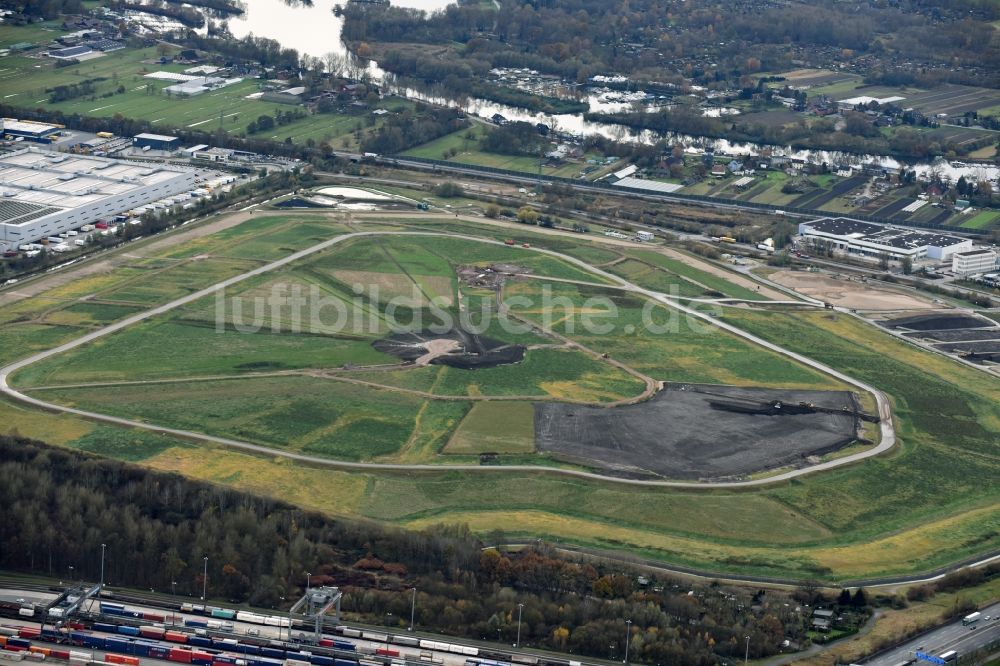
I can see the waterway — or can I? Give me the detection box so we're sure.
[224,0,999,182]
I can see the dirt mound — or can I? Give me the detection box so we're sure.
[373,328,525,369]
[535,384,862,480]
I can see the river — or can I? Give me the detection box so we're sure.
[224,0,999,182]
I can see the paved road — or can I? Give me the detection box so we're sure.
[0,229,896,489]
[864,602,1000,666]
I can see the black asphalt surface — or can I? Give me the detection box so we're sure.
[863,602,1000,666]
[534,384,860,480]
[905,328,1000,343]
[884,313,995,331]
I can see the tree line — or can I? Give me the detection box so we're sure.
[0,435,837,665]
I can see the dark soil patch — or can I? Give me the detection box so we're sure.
[934,340,1000,355]
[535,384,861,480]
[905,327,1000,342]
[373,328,525,369]
[883,313,994,331]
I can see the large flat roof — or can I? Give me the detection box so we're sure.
[0,148,191,226]
[134,132,179,142]
[1,119,61,135]
[803,217,968,250]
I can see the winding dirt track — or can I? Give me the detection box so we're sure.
[0,231,896,488]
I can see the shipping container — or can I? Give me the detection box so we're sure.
[117,628,139,637]
[165,632,189,644]
[93,624,118,634]
[139,627,164,640]
[169,649,193,664]
[188,637,212,649]
[18,629,40,639]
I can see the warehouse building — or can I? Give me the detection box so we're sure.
[1,118,62,144]
[798,217,972,262]
[952,248,998,277]
[0,148,196,251]
[132,133,180,151]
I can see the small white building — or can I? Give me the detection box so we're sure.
[952,248,998,277]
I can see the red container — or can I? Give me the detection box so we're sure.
[375,649,400,658]
[143,613,165,623]
[318,640,334,648]
[52,650,71,660]
[164,631,188,644]
[18,628,40,639]
[169,648,192,664]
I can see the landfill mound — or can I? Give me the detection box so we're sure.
[372,328,525,369]
[535,384,864,480]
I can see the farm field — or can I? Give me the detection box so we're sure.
[402,124,618,179]
[0,46,406,146]
[1,207,998,582]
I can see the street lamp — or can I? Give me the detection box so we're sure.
[201,557,208,600]
[172,581,177,598]
[306,572,311,592]
[744,635,751,666]
[68,565,75,581]
[100,543,106,589]
[623,619,632,665]
[515,603,524,648]
[409,588,416,632]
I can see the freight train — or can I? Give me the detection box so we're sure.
[1,625,361,666]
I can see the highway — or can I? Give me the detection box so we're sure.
[863,602,1000,666]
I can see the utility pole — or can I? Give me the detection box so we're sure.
[744,635,750,666]
[100,543,106,589]
[515,603,524,648]
[202,557,208,600]
[409,588,416,632]
[624,619,632,664]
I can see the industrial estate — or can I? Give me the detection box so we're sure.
[0,1,998,666]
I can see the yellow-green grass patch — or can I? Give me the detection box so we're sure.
[445,401,536,454]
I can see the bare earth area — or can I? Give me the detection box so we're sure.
[658,248,788,301]
[770,271,936,310]
[414,338,461,365]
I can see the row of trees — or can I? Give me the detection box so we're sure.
[1,435,828,665]
[343,0,1000,91]
[359,104,466,155]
